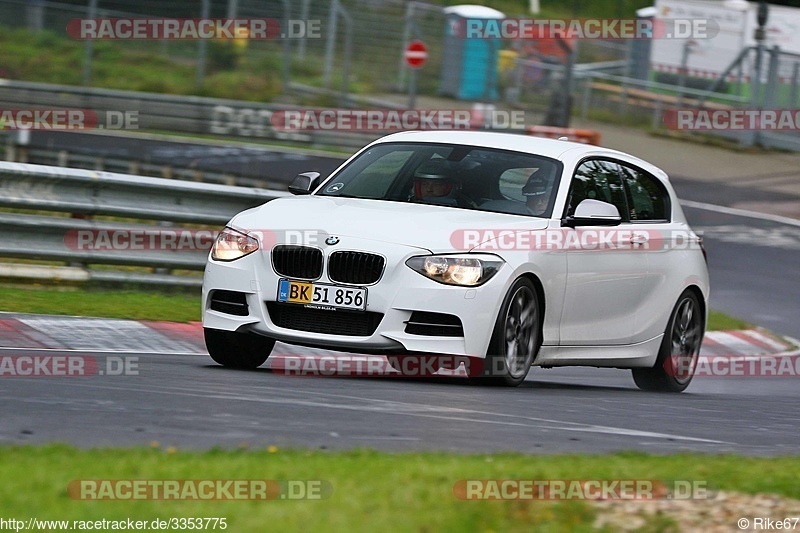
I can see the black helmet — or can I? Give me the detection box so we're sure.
[522,174,549,197]
[414,159,457,197]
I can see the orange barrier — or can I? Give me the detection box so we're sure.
[526,125,601,146]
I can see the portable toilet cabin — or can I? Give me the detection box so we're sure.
[440,5,505,101]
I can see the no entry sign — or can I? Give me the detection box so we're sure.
[404,40,428,69]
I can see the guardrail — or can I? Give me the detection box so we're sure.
[577,69,800,152]
[0,162,288,287]
[578,71,751,129]
[0,78,383,151]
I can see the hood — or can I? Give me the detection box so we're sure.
[229,196,551,253]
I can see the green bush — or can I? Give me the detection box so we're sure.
[208,40,244,72]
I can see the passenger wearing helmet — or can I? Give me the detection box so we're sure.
[522,173,551,216]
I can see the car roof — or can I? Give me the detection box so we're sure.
[371,130,669,181]
[372,130,603,159]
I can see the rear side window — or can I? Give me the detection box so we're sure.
[618,164,670,221]
[498,167,538,202]
[566,159,628,219]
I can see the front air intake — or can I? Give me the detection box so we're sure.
[266,303,383,336]
[209,290,249,316]
[404,311,464,337]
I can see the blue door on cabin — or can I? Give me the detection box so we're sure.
[458,38,499,100]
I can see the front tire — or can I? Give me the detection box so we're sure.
[632,291,704,392]
[470,278,541,387]
[204,328,275,369]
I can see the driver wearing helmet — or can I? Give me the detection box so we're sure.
[416,177,452,198]
[412,159,463,207]
[522,172,551,216]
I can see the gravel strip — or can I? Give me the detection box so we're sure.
[593,491,800,531]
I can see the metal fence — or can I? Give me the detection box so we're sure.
[578,45,800,151]
[578,71,750,127]
[0,0,623,131]
[0,0,625,107]
[0,77,383,149]
[0,0,443,100]
[2,0,799,153]
[0,161,286,286]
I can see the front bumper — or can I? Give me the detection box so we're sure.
[201,240,511,357]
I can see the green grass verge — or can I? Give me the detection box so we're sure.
[0,286,751,330]
[0,286,200,322]
[708,310,752,331]
[0,0,653,103]
[0,446,798,531]
[0,28,280,101]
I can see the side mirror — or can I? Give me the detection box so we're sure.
[563,199,622,227]
[288,172,321,195]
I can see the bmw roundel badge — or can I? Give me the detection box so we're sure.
[325,236,340,246]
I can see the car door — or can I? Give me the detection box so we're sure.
[616,161,679,344]
[557,159,648,346]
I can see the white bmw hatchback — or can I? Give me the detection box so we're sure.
[202,131,709,391]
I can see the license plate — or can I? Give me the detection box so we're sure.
[277,279,367,312]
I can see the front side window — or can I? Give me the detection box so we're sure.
[317,143,563,218]
[565,159,628,219]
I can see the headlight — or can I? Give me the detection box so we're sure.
[405,254,504,286]
[211,227,259,261]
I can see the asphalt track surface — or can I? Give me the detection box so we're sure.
[4,135,799,454]
[672,178,800,340]
[27,131,345,185]
[2,204,798,455]
[3,345,798,454]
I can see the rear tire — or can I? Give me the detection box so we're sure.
[470,278,541,387]
[632,291,704,392]
[204,328,275,369]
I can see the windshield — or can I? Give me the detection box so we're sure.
[317,142,563,218]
